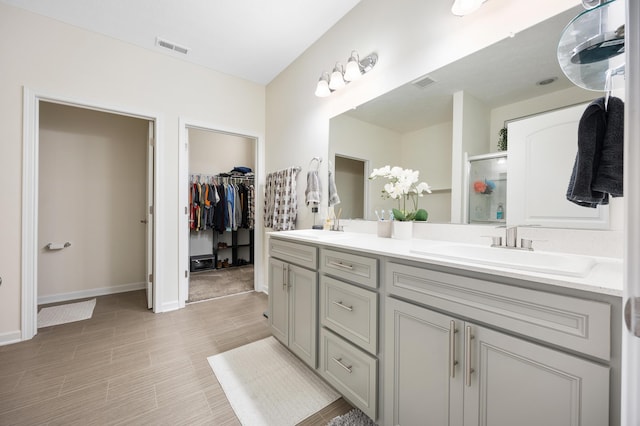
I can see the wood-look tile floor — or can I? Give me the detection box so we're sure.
[0,290,352,425]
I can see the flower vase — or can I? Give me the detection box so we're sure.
[392,221,413,239]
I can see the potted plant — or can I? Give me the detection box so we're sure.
[369,165,432,223]
[498,126,508,151]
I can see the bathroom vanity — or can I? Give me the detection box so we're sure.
[267,230,622,426]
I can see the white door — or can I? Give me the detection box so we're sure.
[146,122,155,310]
[507,103,609,229]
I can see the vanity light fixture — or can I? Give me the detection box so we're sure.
[451,0,487,16]
[315,50,378,97]
[314,72,332,97]
[329,63,346,90]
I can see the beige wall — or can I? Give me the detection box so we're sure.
[189,129,255,175]
[38,102,148,302]
[0,3,264,341]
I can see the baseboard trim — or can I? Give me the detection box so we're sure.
[38,282,146,305]
[0,330,22,347]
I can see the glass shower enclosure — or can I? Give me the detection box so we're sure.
[466,152,507,224]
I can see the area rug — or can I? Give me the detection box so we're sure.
[207,336,340,425]
[37,298,96,328]
[327,408,376,426]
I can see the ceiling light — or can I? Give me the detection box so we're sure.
[329,63,346,90]
[451,0,487,16]
[314,72,331,97]
[315,50,378,97]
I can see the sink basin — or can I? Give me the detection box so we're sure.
[410,244,596,278]
[279,229,352,240]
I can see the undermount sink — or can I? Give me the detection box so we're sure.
[410,243,596,278]
[281,229,352,240]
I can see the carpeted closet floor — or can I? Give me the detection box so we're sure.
[188,265,254,303]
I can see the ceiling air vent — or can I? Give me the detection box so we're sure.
[412,75,437,89]
[156,37,190,55]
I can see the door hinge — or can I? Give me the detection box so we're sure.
[185,206,188,215]
[149,205,154,215]
[185,270,188,278]
[148,273,153,283]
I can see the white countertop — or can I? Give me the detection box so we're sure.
[268,230,623,297]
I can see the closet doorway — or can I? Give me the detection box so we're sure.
[22,90,161,340]
[186,126,257,303]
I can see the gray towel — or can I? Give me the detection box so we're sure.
[305,170,321,205]
[328,171,341,207]
[592,96,624,197]
[566,98,608,207]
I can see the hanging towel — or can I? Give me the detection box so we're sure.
[305,171,322,205]
[264,167,300,231]
[328,170,341,207]
[592,96,624,197]
[566,98,609,207]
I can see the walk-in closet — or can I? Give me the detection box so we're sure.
[187,127,256,303]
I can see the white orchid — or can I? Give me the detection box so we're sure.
[369,165,432,221]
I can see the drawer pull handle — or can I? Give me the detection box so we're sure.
[465,325,475,387]
[332,301,353,312]
[332,357,353,373]
[449,320,458,379]
[329,261,354,270]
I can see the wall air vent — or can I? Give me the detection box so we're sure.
[411,75,437,89]
[156,37,190,55]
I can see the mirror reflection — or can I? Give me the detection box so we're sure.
[329,5,606,226]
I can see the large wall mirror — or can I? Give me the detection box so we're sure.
[329,4,620,228]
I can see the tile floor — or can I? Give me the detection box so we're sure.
[0,290,352,425]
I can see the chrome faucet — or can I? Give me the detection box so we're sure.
[491,225,534,251]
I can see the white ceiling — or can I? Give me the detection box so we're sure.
[0,0,361,85]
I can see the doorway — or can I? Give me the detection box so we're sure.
[334,155,367,219]
[21,90,160,340]
[184,126,258,303]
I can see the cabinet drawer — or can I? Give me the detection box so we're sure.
[320,276,378,355]
[320,248,378,289]
[319,328,377,420]
[387,262,611,361]
[269,238,317,270]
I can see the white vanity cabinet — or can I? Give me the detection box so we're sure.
[268,239,318,368]
[318,248,379,420]
[386,297,609,426]
[384,262,611,426]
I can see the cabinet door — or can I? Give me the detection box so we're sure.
[464,324,610,426]
[288,264,318,368]
[385,297,463,426]
[268,258,289,345]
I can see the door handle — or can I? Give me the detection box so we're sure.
[449,320,458,378]
[465,325,475,387]
[140,219,148,224]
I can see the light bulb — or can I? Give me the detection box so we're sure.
[315,79,331,97]
[451,0,486,16]
[329,64,345,90]
[344,53,362,82]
